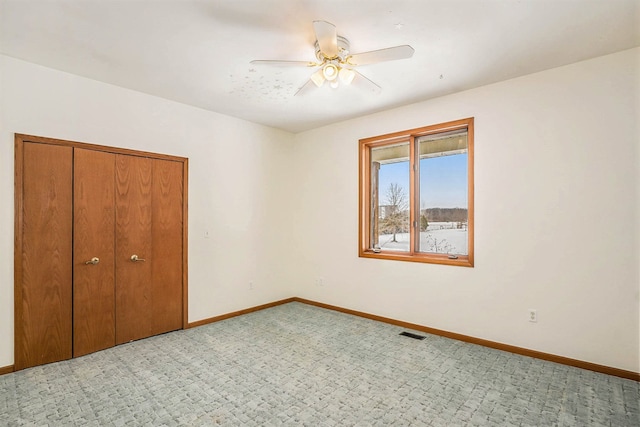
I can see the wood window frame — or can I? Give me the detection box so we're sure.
[358,118,474,267]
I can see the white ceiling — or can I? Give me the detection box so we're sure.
[1,0,638,133]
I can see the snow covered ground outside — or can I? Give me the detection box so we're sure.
[378,222,468,254]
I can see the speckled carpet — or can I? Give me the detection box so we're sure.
[1,302,638,426]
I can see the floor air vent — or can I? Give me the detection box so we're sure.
[399,331,426,340]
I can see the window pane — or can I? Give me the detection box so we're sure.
[418,131,468,255]
[370,142,410,252]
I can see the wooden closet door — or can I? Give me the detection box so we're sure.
[150,159,183,336]
[115,155,153,344]
[16,142,73,370]
[73,149,116,357]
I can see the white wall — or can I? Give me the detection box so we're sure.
[290,48,640,372]
[2,48,638,374]
[0,55,295,367]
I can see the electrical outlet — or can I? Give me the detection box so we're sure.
[249,281,254,290]
[315,277,324,286]
[528,309,537,323]
[204,230,210,239]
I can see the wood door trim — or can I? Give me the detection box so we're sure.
[182,160,189,327]
[14,134,189,361]
[13,137,25,370]
[15,134,187,163]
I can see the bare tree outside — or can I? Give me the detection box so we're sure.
[380,183,408,243]
[423,234,453,254]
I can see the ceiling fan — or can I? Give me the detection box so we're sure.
[250,20,415,95]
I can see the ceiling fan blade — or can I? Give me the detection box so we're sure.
[250,60,318,67]
[347,45,415,66]
[294,78,316,96]
[353,70,382,93]
[313,20,338,58]
[295,68,326,96]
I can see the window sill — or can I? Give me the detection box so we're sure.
[359,249,474,267]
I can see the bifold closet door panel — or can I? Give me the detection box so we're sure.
[16,143,73,370]
[73,149,116,357]
[115,155,153,344]
[150,159,183,336]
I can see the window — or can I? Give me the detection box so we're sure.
[359,118,474,267]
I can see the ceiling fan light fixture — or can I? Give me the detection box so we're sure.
[310,69,325,87]
[251,20,414,95]
[339,67,355,85]
[322,63,339,81]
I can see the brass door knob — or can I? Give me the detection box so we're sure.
[130,254,146,262]
[85,257,100,265]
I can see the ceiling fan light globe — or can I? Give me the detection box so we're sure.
[330,80,339,89]
[322,63,339,81]
[339,68,355,85]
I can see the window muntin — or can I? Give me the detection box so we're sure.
[359,118,474,267]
